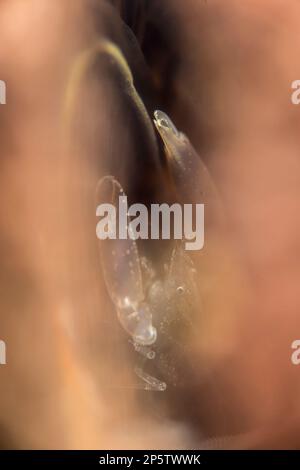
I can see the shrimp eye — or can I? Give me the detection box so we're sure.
[154,110,180,137]
[160,119,169,128]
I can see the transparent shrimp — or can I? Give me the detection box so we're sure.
[96,111,213,390]
[153,110,222,213]
[96,174,202,390]
[96,176,157,347]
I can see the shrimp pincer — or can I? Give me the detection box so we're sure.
[96,176,157,347]
[96,174,199,391]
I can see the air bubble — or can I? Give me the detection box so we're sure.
[176,286,185,295]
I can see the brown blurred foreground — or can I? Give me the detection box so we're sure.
[0,0,300,449]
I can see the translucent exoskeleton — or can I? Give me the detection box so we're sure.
[96,176,199,392]
[95,109,226,392]
[153,110,223,228]
[96,176,157,347]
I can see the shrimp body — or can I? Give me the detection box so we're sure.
[153,110,221,211]
[96,174,198,390]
